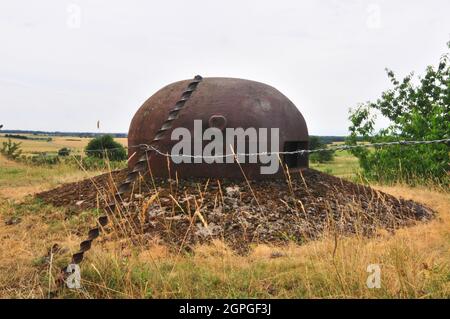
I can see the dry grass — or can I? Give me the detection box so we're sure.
[0,188,448,297]
[0,153,448,298]
[64,185,449,298]
[0,156,102,199]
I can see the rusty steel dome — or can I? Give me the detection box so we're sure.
[128,77,309,179]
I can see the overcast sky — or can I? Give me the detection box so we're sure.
[1,0,449,135]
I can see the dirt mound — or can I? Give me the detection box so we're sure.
[36,169,434,251]
[37,169,128,210]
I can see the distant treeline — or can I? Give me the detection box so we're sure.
[309,135,365,144]
[310,136,345,144]
[4,134,52,141]
[4,134,29,140]
[310,135,364,144]
[1,130,365,143]
[0,130,127,138]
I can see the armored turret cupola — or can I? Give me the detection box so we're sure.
[128,77,309,179]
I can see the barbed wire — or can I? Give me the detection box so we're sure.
[79,138,450,158]
[78,138,450,159]
[142,138,450,159]
[82,139,450,155]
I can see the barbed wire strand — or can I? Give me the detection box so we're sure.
[79,138,450,158]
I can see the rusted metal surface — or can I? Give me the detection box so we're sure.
[62,76,308,277]
[128,77,309,179]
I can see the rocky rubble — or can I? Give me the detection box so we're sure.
[36,168,434,251]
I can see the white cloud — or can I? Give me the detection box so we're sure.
[0,0,449,135]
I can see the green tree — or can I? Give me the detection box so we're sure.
[347,42,450,185]
[85,135,127,161]
[309,136,335,163]
[1,139,23,159]
[58,147,71,156]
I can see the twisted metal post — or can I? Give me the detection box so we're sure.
[65,75,203,269]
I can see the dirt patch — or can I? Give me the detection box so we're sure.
[36,169,434,252]
[36,170,127,210]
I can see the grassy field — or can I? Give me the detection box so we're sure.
[1,134,359,178]
[310,149,360,179]
[0,136,448,298]
[0,134,127,156]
